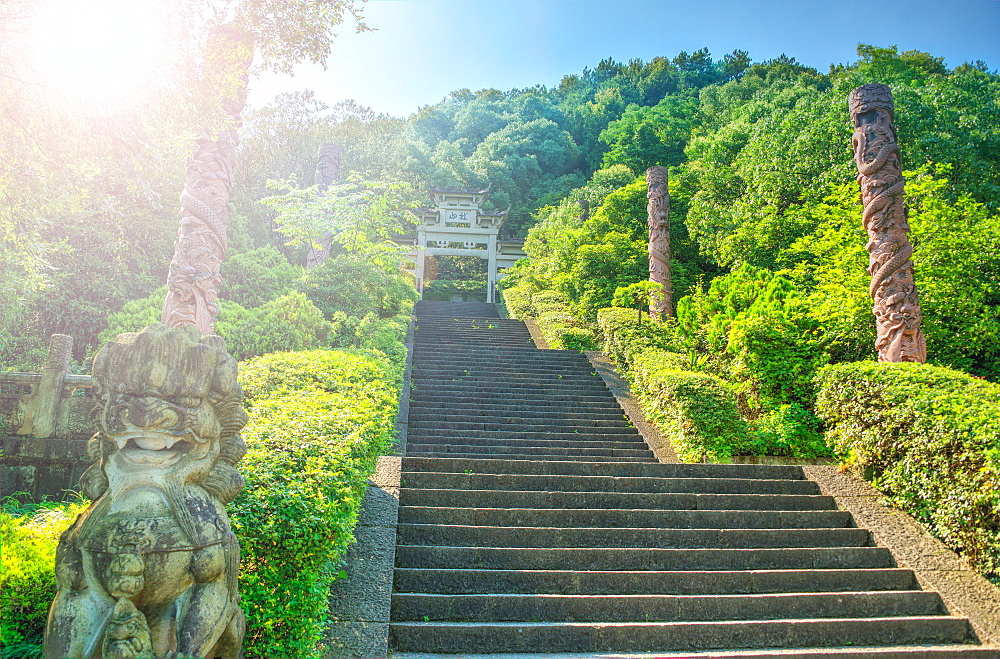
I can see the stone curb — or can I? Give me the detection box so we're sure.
[585,350,678,464]
[323,318,413,658]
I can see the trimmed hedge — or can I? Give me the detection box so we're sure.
[0,500,87,658]
[598,307,745,461]
[597,306,681,369]
[815,361,1000,580]
[501,281,535,319]
[629,347,749,462]
[600,305,830,460]
[502,289,598,350]
[231,348,400,658]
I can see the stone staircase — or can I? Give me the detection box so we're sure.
[389,301,993,657]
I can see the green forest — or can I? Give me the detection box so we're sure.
[3,44,999,376]
[3,3,1000,651]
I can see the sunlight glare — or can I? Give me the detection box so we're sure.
[28,0,171,105]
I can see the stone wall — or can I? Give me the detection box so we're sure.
[0,335,95,501]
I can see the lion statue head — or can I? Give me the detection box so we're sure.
[80,323,247,507]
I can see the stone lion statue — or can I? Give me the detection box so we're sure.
[45,324,247,659]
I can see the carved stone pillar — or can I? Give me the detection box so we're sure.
[306,143,343,269]
[162,26,254,335]
[16,334,72,438]
[646,166,673,318]
[849,83,926,363]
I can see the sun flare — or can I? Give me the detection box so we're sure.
[27,0,173,105]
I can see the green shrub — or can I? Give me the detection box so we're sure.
[535,312,597,351]
[221,245,300,308]
[501,281,537,319]
[629,348,748,462]
[99,286,168,344]
[745,402,831,458]
[676,265,829,414]
[219,292,331,361]
[597,306,681,370]
[232,349,400,658]
[530,290,570,314]
[298,255,417,320]
[815,361,1000,580]
[1,499,87,657]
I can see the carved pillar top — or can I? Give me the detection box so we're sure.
[44,334,74,373]
[849,83,895,123]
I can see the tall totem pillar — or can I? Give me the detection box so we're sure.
[161,26,254,335]
[305,143,343,269]
[849,83,926,363]
[646,166,673,318]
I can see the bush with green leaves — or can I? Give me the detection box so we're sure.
[523,291,597,350]
[1,499,88,658]
[232,348,400,658]
[744,402,830,458]
[500,279,538,319]
[676,264,828,415]
[815,361,1000,581]
[629,347,748,462]
[220,245,301,308]
[218,291,331,361]
[297,255,417,320]
[597,306,681,370]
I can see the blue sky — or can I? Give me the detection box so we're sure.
[247,0,1000,117]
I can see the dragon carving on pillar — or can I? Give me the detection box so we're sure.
[646,166,673,318]
[849,83,926,363]
[162,26,253,335]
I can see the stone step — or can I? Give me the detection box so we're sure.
[398,488,837,511]
[411,392,618,405]
[413,363,595,373]
[405,425,639,438]
[415,334,534,343]
[394,546,896,571]
[391,591,946,622]
[411,347,575,357]
[411,354,589,365]
[396,524,873,549]
[405,429,642,441]
[400,472,821,495]
[408,401,628,414]
[391,646,1000,658]
[402,438,649,451]
[413,331,532,340]
[411,375,606,386]
[387,617,972,654]
[392,568,920,595]
[415,301,498,313]
[397,507,855,529]
[410,378,610,392]
[404,445,653,459]
[400,457,806,480]
[407,411,632,424]
[406,451,657,463]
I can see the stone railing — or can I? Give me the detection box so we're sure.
[1,335,95,501]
